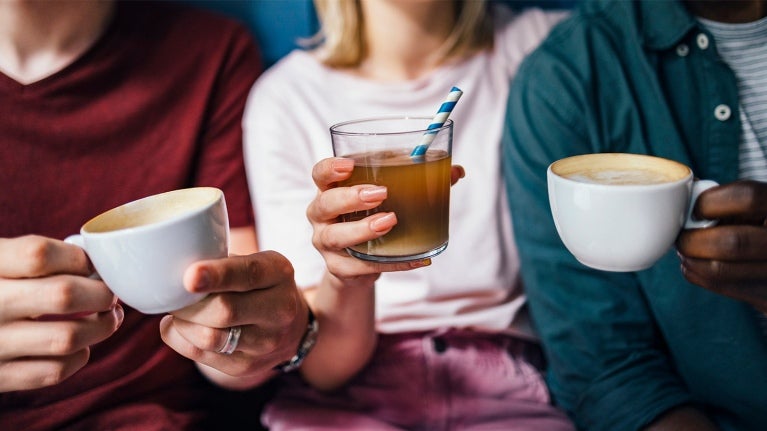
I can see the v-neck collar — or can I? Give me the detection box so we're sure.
[0,2,121,94]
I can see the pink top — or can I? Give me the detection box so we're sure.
[244,6,567,337]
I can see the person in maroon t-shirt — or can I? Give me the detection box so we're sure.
[0,1,311,429]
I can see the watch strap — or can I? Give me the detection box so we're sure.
[275,307,318,373]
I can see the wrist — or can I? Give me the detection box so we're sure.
[322,270,378,292]
[274,307,319,373]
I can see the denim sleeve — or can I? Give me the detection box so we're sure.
[501,41,693,431]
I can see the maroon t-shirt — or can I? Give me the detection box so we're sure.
[0,1,267,429]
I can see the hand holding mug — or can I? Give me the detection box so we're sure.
[0,235,122,392]
[62,188,313,386]
[676,180,767,313]
[159,250,311,386]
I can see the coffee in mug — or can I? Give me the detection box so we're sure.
[66,187,229,314]
[547,153,717,272]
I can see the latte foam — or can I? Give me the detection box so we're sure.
[565,168,676,185]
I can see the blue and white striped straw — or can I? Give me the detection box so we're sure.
[410,86,463,157]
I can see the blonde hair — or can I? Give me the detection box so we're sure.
[309,0,494,68]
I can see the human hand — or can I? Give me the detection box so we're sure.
[0,235,122,392]
[676,180,767,313]
[159,250,309,388]
[306,158,465,290]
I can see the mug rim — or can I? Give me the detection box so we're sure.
[548,153,693,190]
[81,187,223,236]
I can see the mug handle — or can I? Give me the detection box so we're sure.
[684,179,719,229]
[34,235,105,320]
[64,234,84,248]
[64,234,102,280]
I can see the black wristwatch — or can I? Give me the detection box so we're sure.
[275,308,318,373]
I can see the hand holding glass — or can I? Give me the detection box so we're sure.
[331,117,452,263]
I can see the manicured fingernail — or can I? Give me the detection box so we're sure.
[411,258,431,268]
[333,158,354,173]
[370,212,396,233]
[359,186,387,202]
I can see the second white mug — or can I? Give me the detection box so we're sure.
[547,153,717,272]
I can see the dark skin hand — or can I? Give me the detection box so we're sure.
[676,180,767,314]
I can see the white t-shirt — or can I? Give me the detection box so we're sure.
[244,6,567,337]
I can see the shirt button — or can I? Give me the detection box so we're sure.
[714,104,731,121]
[676,43,690,57]
[697,33,710,50]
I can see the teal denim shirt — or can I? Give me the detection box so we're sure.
[503,0,767,430]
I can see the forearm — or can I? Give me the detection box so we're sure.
[644,406,719,431]
[228,226,258,255]
[299,271,377,392]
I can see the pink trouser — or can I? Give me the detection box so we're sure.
[262,328,575,431]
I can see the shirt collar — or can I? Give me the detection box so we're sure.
[638,0,700,50]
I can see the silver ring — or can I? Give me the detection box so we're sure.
[218,326,241,355]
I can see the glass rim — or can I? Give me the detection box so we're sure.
[329,116,453,137]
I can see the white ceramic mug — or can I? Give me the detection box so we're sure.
[66,187,229,314]
[547,153,717,272]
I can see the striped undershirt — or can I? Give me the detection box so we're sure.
[700,15,767,181]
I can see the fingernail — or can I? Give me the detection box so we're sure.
[159,315,173,333]
[332,158,354,173]
[370,212,396,233]
[359,186,387,202]
[160,314,173,326]
[113,304,124,330]
[194,269,211,292]
[411,258,431,268]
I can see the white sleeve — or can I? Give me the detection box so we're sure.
[242,61,327,289]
